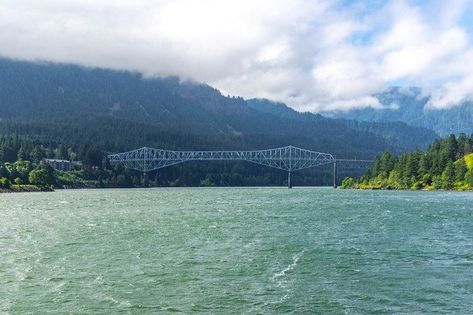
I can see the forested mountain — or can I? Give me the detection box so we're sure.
[343,134,473,190]
[248,99,437,152]
[0,58,439,187]
[328,87,473,136]
[0,58,438,155]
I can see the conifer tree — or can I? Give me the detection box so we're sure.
[454,158,467,182]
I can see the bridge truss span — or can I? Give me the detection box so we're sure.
[107,145,372,188]
[108,145,336,173]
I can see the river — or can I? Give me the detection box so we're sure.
[1,188,472,313]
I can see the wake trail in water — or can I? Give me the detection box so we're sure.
[272,250,305,283]
[267,250,305,305]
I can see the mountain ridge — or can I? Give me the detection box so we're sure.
[0,58,437,158]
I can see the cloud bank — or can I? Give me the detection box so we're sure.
[0,0,472,111]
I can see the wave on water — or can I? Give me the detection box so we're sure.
[272,250,304,282]
[267,250,305,305]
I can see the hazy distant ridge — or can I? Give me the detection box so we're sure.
[328,87,473,136]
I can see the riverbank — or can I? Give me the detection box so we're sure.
[341,181,473,191]
[0,185,54,193]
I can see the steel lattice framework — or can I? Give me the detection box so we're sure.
[108,145,336,173]
[108,146,374,188]
[108,146,335,173]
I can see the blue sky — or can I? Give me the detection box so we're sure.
[460,5,473,32]
[0,0,472,111]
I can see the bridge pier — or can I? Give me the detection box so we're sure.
[143,172,149,187]
[288,171,292,189]
[333,161,337,189]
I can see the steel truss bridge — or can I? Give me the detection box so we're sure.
[107,146,372,188]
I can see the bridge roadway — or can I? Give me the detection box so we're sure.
[107,145,372,188]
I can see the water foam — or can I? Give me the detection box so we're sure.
[272,250,304,281]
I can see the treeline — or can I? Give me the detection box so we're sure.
[342,134,473,190]
[0,134,141,189]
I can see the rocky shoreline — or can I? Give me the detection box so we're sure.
[0,185,54,193]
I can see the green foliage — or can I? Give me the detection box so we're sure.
[465,168,473,187]
[341,177,354,189]
[343,134,473,191]
[28,168,50,186]
[441,161,455,189]
[454,158,467,182]
[465,153,473,170]
[56,171,84,186]
[0,177,11,189]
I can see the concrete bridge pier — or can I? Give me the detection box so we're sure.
[333,161,337,189]
[143,172,149,187]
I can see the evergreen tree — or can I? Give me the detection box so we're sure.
[378,152,397,177]
[440,161,455,189]
[441,134,458,166]
[17,146,26,161]
[418,153,432,183]
[405,151,421,185]
[30,146,46,163]
[454,158,467,182]
[465,168,473,187]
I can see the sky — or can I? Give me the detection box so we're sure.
[1,0,472,112]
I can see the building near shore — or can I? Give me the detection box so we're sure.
[42,159,83,171]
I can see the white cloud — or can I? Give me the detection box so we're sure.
[0,0,472,111]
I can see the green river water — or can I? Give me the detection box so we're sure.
[1,187,472,314]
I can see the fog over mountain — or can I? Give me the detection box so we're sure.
[326,87,473,136]
[1,0,473,112]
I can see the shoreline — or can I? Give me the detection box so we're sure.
[341,186,473,192]
[0,185,54,193]
[2,185,473,193]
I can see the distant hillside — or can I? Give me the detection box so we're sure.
[247,99,438,152]
[0,58,436,158]
[327,87,473,136]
